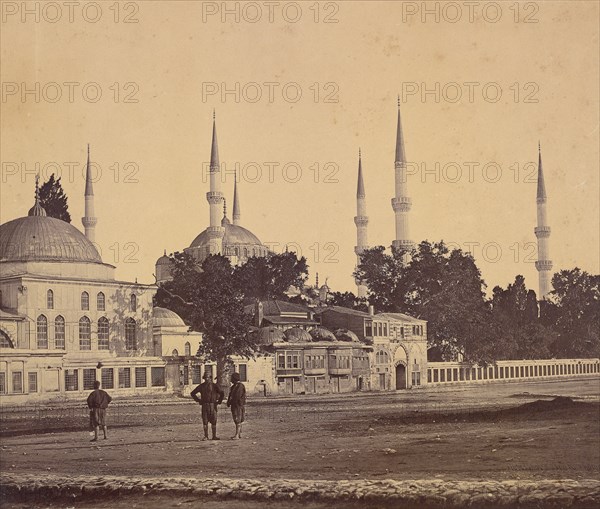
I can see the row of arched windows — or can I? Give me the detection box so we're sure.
[36,315,137,351]
[172,342,192,357]
[45,290,138,313]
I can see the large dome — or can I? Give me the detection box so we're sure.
[0,215,102,264]
[190,223,263,249]
[188,220,268,259]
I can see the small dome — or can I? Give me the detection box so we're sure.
[309,327,336,342]
[284,327,312,343]
[28,202,47,217]
[156,250,171,265]
[252,326,285,346]
[0,215,102,264]
[335,329,360,342]
[153,307,186,327]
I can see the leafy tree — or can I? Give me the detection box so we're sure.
[547,268,600,357]
[39,174,71,222]
[329,291,368,312]
[355,241,491,362]
[490,275,555,360]
[154,253,255,385]
[234,251,309,303]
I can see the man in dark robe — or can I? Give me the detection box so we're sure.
[191,371,224,440]
[226,372,246,440]
[87,380,112,441]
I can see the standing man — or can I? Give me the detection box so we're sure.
[191,371,224,440]
[87,380,112,442]
[227,372,246,440]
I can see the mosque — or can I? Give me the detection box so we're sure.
[0,102,553,401]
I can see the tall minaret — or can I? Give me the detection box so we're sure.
[354,148,369,299]
[534,143,553,299]
[206,111,225,254]
[232,171,241,226]
[391,98,414,253]
[81,144,97,243]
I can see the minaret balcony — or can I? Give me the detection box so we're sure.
[206,226,225,240]
[534,226,551,238]
[391,197,412,212]
[81,217,97,227]
[392,239,415,249]
[354,216,369,227]
[206,192,224,204]
[535,260,553,271]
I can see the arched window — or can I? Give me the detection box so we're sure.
[47,289,54,309]
[130,294,137,312]
[172,349,179,357]
[79,316,91,350]
[0,330,14,348]
[125,318,137,350]
[185,342,191,356]
[54,316,65,349]
[98,317,109,350]
[37,315,48,349]
[81,291,89,311]
[97,292,105,311]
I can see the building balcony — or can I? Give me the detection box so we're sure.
[329,367,352,375]
[304,367,326,375]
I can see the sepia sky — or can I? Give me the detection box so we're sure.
[1,0,599,295]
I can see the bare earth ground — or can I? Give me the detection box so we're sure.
[1,378,599,508]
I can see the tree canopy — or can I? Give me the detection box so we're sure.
[39,174,71,222]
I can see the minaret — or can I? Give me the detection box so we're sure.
[391,98,414,253]
[206,111,225,254]
[232,171,241,226]
[534,143,553,299]
[354,148,369,299]
[81,144,97,243]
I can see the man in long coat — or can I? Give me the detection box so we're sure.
[87,380,112,441]
[191,371,224,440]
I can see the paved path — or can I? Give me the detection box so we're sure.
[2,474,600,508]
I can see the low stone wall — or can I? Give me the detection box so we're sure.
[427,358,600,386]
[1,474,599,508]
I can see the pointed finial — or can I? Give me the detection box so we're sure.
[359,147,361,159]
[538,140,541,153]
[316,272,319,288]
[28,173,47,217]
[397,94,401,108]
[164,249,167,256]
[223,198,227,217]
[213,109,216,121]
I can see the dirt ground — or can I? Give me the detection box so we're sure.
[1,378,599,484]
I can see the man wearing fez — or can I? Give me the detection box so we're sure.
[191,371,224,440]
[87,380,112,442]
[227,372,246,440]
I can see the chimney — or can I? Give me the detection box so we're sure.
[368,305,375,316]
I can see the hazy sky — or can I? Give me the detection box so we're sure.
[2,1,599,296]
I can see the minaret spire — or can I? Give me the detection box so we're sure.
[82,144,98,242]
[354,148,369,299]
[535,143,552,300]
[391,99,413,255]
[206,112,225,254]
[232,170,241,226]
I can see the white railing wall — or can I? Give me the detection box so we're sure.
[427,358,600,385]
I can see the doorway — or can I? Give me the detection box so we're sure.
[395,364,407,390]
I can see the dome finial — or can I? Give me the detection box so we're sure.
[28,174,47,217]
[223,197,227,217]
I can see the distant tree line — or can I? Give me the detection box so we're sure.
[352,241,599,363]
